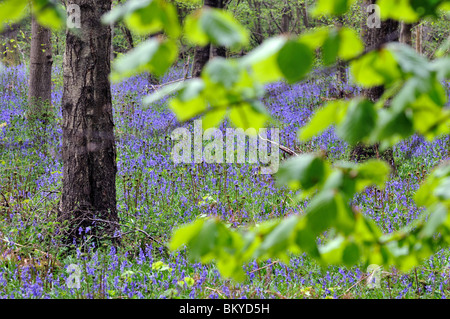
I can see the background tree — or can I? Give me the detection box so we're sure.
[28,14,53,124]
[350,0,399,169]
[192,0,225,77]
[59,0,119,244]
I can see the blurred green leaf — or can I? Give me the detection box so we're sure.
[102,0,181,37]
[311,0,356,17]
[240,37,286,84]
[276,154,326,191]
[184,8,248,49]
[111,38,178,82]
[32,0,65,30]
[277,40,313,83]
[350,49,402,87]
[298,100,349,141]
[336,99,377,145]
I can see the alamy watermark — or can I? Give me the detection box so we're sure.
[366,264,382,288]
[66,264,81,289]
[170,120,280,174]
[366,4,381,29]
[67,4,81,29]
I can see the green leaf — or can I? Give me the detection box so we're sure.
[169,79,207,121]
[142,81,188,105]
[354,160,391,192]
[184,8,248,48]
[111,38,178,82]
[229,101,268,131]
[419,204,447,239]
[169,218,206,251]
[342,242,360,266]
[338,27,364,60]
[277,41,313,83]
[257,216,299,260]
[371,109,414,148]
[298,100,349,141]
[0,0,27,29]
[350,49,402,87]
[32,0,65,30]
[239,37,286,84]
[307,190,338,234]
[202,108,227,130]
[189,219,219,262]
[203,58,240,88]
[102,0,181,38]
[322,29,339,66]
[378,0,443,22]
[311,0,356,17]
[276,154,326,192]
[295,218,320,257]
[336,99,377,145]
[298,27,330,50]
[388,43,430,79]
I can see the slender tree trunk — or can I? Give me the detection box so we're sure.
[400,22,413,46]
[59,0,119,245]
[416,24,422,54]
[121,24,134,50]
[281,0,291,33]
[350,0,398,171]
[110,23,115,61]
[336,17,347,91]
[28,14,53,121]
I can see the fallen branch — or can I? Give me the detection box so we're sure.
[258,134,299,157]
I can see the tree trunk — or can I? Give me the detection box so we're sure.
[59,0,119,245]
[281,0,291,33]
[121,24,134,50]
[28,15,53,124]
[192,0,222,77]
[400,22,413,46]
[301,0,309,28]
[416,24,422,54]
[336,17,347,91]
[350,0,398,171]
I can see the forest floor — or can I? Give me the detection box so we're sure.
[0,63,449,298]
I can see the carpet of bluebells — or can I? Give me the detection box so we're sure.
[0,63,449,299]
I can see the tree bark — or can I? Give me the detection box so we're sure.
[28,15,53,122]
[59,0,119,245]
[416,24,422,54]
[400,22,413,46]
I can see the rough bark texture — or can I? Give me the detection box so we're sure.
[350,0,398,171]
[59,0,119,244]
[416,24,422,54]
[28,15,53,116]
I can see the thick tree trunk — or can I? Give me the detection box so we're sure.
[28,15,53,123]
[350,0,398,171]
[59,0,119,245]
